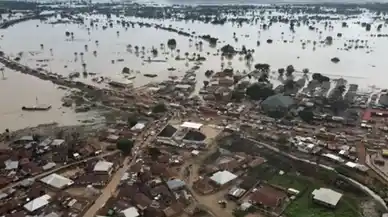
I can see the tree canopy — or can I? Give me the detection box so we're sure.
[246,83,275,101]
[148,147,162,160]
[299,109,314,123]
[152,103,167,113]
[116,138,134,155]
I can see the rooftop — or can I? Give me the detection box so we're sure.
[180,121,203,130]
[166,179,186,190]
[312,188,343,207]
[40,173,74,189]
[23,194,51,212]
[121,207,140,217]
[93,161,114,172]
[210,170,237,185]
[131,122,146,131]
[4,159,19,170]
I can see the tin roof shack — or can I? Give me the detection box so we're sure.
[249,185,287,211]
[227,186,247,200]
[93,161,114,175]
[23,194,51,214]
[312,188,342,208]
[40,173,74,190]
[166,179,186,191]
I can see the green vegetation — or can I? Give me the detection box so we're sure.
[253,168,363,217]
[285,188,362,217]
[268,173,310,192]
[116,138,134,155]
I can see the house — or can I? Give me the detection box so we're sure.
[93,161,114,175]
[23,194,51,213]
[40,173,74,190]
[210,170,237,186]
[312,188,343,208]
[249,185,287,210]
[166,179,186,191]
[4,160,19,170]
[121,207,140,217]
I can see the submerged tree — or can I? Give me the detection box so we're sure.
[278,68,285,76]
[246,83,275,100]
[286,65,295,76]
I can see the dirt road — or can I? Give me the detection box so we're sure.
[83,157,131,217]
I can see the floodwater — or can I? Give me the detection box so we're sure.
[0,11,386,129]
[0,66,98,132]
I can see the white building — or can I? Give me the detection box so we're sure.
[40,173,74,190]
[121,207,140,217]
[210,170,237,186]
[312,188,343,208]
[24,194,51,213]
[93,161,114,175]
[180,122,203,130]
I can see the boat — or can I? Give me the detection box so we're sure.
[108,78,133,88]
[144,74,157,78]
[125,75,136,80]
[22,105,51,111]
[167,67,176,71]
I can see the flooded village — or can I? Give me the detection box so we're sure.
[2,1,388,217]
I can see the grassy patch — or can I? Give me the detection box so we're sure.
[268,173,310,192]
[285,187,362,217]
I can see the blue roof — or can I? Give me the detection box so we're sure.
[167,179,186,190]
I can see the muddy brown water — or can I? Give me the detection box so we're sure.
[0,12,386,130]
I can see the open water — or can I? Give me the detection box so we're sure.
[0,8,386,130]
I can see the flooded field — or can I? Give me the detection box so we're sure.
[0,6,387,130]
[1,14,384,87]
[0,66,98,132]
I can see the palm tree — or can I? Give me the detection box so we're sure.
[134,46,139,52]
[184,52,189,58]
[1,67,5,80]
[286,65,295,77]
[302,68,309,75]
[278,68,285,76]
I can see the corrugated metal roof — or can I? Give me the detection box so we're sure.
[23,194,51,212]
[40,173,74,189]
